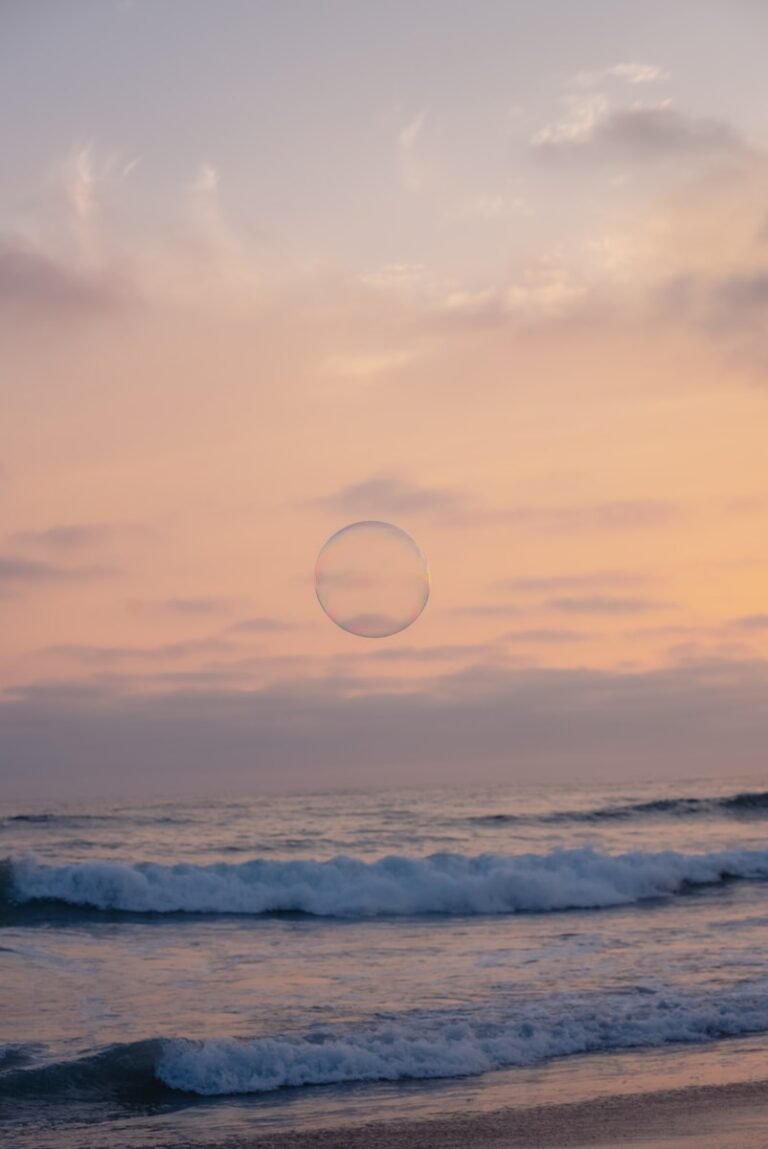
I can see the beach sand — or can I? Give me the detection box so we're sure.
[240,1079,768,1149]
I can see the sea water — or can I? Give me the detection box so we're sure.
[2,776,768,1147]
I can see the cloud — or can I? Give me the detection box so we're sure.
[455,195,528,221]
[655,268,768,371]
[731,614,768,631]
[226,616,298,634]
[0,554,112,588]
[190,163,219,199]
[3,658,768,795]
[498,571,652,593]
[725,495,768,515]
[398,109,429,190]
[399,110,427,152]
[322,350,416,380]
[606,63,666,85]
[498,500,680,533]
[359,263,427,292]
[575,63,667,88]
[545,595,671,615]
[712,272,768,317]
[531,92,610,148]
[503,628,591,643]
[127,597,252,620]
[663,639,760,666]
[449,603,520,618]
[532,103,744,163]
[0,235,133,322]
[311,474,471,521]
[63,145,98,224]
[436,262,587,325]
[156,598,237,617]
[60,143,139,224]
[367,642,497,663]
[44,636,236,665]
[313,479,679,533]
[10,522,150,553]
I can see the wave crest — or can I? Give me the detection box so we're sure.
[5,846,768,918]
[5,985,768,1100]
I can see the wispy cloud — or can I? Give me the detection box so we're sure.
[0,236,133,323]
[60,143,139,224]
[10,522,151,553]
[399,109,428,152]
[606,62,667,84]
[724,495,768,515]
[498,570,652,593]
[226,616,298,634]
[546,594,672,615]
[575,62,667,88]
[731,614,768,631]
[367,642,496,663]
[503,627,592,643]
[655,267,768,372]
[455,194,528,220]
[531,92,609,147]
[398,109,429,190]
[498,500,680,533]
[0,554,113,588]
[313,478,680,533]
[126,596,244,619]
[45,636,236,665]
[322,349,416,380]
[449,603,521,618]
[311,474,471,521]
[532,102,744,162]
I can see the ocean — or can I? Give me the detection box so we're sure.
[2,776,768,1148]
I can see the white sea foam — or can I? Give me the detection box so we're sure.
[8,846,768,917]
[156,984,768,1095]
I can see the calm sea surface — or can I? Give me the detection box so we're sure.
[2,777,768,1147]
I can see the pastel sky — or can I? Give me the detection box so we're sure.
[3,0,768,796]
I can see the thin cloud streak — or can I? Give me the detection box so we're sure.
[503,628,591,643]
[10,522,152,553]
[0,554,114,587]
[311,474,470,520]
[545,595,673,615]
[313,477,681,533]
[498,571,653,593]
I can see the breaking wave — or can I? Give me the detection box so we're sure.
[3,845,768,918]
[4,984,768,1100]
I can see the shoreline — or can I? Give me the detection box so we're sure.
[4,1042,768,1149]
[237,1077,768,1149]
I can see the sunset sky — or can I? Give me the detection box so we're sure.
[3,0,768,796]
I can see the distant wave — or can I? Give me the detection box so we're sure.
[0,812,192,828]
[468,789,768,827]
[4,846,768,919]
[4,984,768,1100]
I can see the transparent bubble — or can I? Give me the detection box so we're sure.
[315,521,430,638]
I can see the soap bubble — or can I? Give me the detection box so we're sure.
[315,521,430,638]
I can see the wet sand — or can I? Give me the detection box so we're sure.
[240,1078,768,1149]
